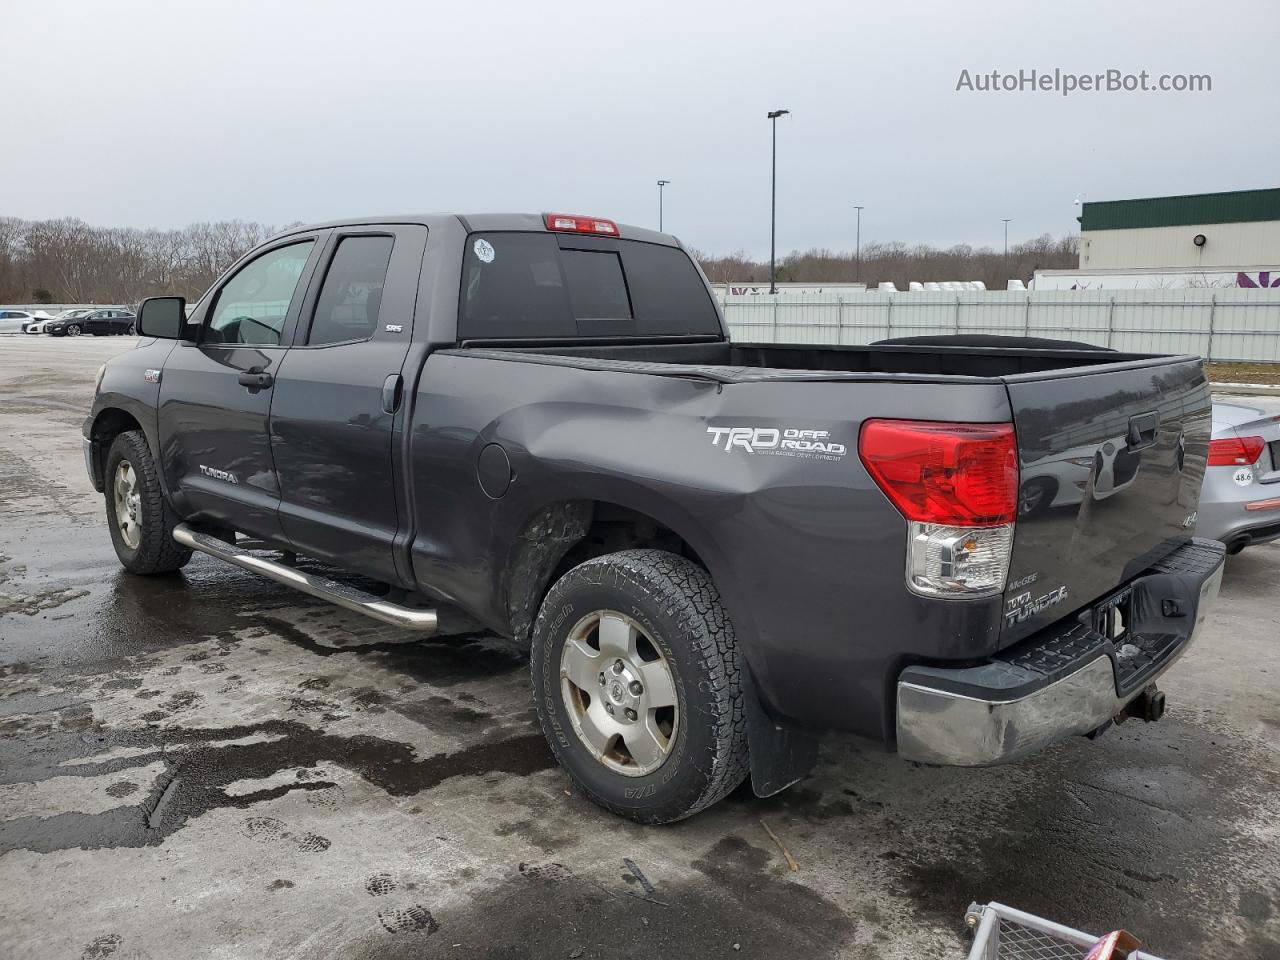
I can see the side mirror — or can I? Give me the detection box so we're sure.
[137,297,187,340]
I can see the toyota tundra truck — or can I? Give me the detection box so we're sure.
[83,212,1225,823]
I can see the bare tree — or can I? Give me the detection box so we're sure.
[697,233,1078,289]
[0,216,287,305]
[0,213,1079,305]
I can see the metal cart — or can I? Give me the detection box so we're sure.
[965,902,1168,960]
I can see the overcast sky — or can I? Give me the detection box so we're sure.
[5,0,1277,257]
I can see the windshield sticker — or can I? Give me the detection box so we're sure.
[1233,467,1254,486]
[706,426,848,461]
[473,238,496,263]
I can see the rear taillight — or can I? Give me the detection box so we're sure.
[1207,436,1265,467]
[859,420,1018,598]
[859,421,1017,526]
[543,213,620,236]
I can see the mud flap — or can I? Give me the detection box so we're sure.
[744,674,819,798]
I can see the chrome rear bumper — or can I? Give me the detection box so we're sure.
[896,542,1224,766]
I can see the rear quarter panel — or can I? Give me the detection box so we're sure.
[408,353,1013,741]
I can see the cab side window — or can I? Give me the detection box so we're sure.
[206,241,314,346]
[307,235,395,346]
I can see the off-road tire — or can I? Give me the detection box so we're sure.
[104,430,192,574]
[531,549,750,823]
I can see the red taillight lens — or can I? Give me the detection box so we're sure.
[858,420,1018,526]
[543,213,620,236]
[1207,436,1265,467]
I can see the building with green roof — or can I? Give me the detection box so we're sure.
[1078,188,1280,273]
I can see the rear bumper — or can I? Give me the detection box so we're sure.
[895,539,1225,766]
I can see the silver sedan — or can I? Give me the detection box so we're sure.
[1196,396,1280,553]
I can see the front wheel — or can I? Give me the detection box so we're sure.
[104,431,192,574]
[66,323,82,336]
[531,549,750,824]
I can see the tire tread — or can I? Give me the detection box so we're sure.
[106,430,192,574]
[532,548,749,823]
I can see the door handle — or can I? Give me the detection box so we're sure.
[382,374,404,414]
[238,368,274,389]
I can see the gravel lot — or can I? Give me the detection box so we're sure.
[1,336,1278,959]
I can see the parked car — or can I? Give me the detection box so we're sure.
[46,309,136,337]
[23,308,84,334]
[83,212,1225,823]
[0,309,39,334]
[1196,399,1280,552]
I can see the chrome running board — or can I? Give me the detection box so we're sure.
[172,524,438,633]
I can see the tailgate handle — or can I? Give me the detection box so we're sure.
[1126,411,1160,450]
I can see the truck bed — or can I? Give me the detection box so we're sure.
[451,340,1188,383]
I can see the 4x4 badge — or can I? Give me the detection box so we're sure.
[143,369,161,383]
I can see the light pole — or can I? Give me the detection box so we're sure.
[767,109,790,293]
[656,180,670,231]
[1001,218,1012,282]
[853,205,865,283]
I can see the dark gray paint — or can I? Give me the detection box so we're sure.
[84,213,1217,750]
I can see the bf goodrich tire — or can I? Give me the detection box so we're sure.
[531,549,750,823]
[104,430,192,574]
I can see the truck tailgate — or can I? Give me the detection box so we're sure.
[1001,357,1212,645]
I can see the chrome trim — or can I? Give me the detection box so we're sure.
[897,560,1223,766]
[172,524,438,633]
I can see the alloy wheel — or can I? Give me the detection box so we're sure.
[113,460,143,549]
[559,610,679,776]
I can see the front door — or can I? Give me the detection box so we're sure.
[158,235,325,542]
[268,225,427,584]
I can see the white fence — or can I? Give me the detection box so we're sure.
[721,289,1280,362]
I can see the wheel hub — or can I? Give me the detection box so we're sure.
[600,658,644,718]
[559,609,679,776]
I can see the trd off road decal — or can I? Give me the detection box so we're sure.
[706,426,848,462]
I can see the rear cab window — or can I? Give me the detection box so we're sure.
[307,234,395,346]
[459,232,719,341]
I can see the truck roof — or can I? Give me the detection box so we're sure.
[275,213,680,248]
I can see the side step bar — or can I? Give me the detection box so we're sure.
[172,524,439,633]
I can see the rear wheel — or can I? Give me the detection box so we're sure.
[104,431,192,574]
[531,549,749,823]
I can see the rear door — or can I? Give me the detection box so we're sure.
[158,234,325,541]
[269,224,427,584]
[1001,357,1211,644]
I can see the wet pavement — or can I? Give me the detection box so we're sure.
[1,336,1278,959]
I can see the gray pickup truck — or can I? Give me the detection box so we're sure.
[84,212,1225,823]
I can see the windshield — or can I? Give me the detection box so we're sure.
[59,309,91,318]
[460,233,721,341]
